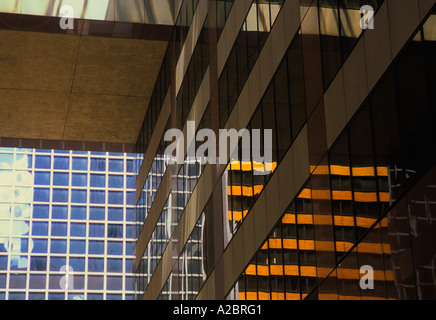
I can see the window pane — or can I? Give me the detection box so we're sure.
[33,205,49,219]
[70,223,86,237]
[107,258,123,273]
[91,158,106,171]
[108,208,123,221]
[50,239,67,253]
[107,276,123,290]
[34,188,50,202]
[107,225,123,238]
[30,257,47,271]
[109,175,123,188]
[72,173,87,186]
[88,258,104,272]
[107,241,123,255]
[89,224,105,237]
[109,159,123,172]
[70,257,85,272]
[50,256,66,271]
[90,174,106,187]
[54,156,69,170]
[34,172,50,185]
[33,239,48,253]
[53,172,69,186]
[71,206,86,220]
[35,156,51,169]
[32,221,48,236]
[52,205,68,219]
[108,191,123,205]
[52,189,68,202]
[90,191,105,204]
[90,207,105,220]
[70,240,86,254]
[89,240,104,254]
[71,190,87,204]
[72,158,87,171]
[51,222,67,236]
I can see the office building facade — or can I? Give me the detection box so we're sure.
[0,148,137,300]
[134,0,436,300]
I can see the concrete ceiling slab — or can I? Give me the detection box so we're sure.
[0,28,168,145]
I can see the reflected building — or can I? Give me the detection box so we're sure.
[134,0,436,301]
[0,149,137,300]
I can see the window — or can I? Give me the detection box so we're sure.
[107,276,123,290]
[54,156,69,170]
[34,188,50,202]
[51,222,67,236]
[50,256,66,271]
[107,241,123,255]
[70,223,86,237]
[30,257,47,271]
[107,258,123,273]
[71,190,87,204]
[89,223,105,238]
[33,205,49,219]
[107,225,123,238]
[108,208,123,221]
[91,158,106,171]
[34,172,50,185]
[69,240,86,254]
[88,258,104,272]
[53,189,68,202]
[32,239,48,253]
[32,221,48,236]
[109,159,123,172]
[72,157,87,171]
[72,173,87,186]
[53,172,69,186]
[109,175,123,188]
[52,205,68,219]
[71,206,86,220]
[90,174,106,187]
[50,239,67,254]
[90,207,105,220]
[35,156,51,169]
[89,240,104,255]
[90,190,105,204]
[69,257,85,272]
[108,191,123,205]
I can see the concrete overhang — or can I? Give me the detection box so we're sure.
[0,0,180,152]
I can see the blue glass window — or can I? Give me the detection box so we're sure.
[70,223,86,237]
[87,277,104,290]
[107,276,122,290]
[0,256,7,270]
[88,258,104,272]
[33,205,49,219]
[52,205,68,219]
[126,160,134,173]
[90,190,105,204]
[72,173,87,186]
[71,206,86,220]
[50,256,66,271]
[89,207,105,220]
[107,224,123,238]
[53,172,69,186]
[107,241,123,255]
[87,294,103,300]
[29,275,46,289]
[109,175,123,188]
[90,174,106,187]
[9,293,25,300]
[54,150,69,154]
[89,223,105,238]
[53,156,69,170]
[69,257,85,272]
[35,156,51,169]
[107,294,122,300]
[126,192,135,205]
[126,225,133,238]
[50,239,67,253]
[34,188,50,202]
[72,157,87,171]
[126,175,135,188]
[126,208,134,222]
[51,222,67,236]
[107,258,123,273]
[91,151,106,156]
[109,159,123,172]
[73,151,87,155]
[125,259,133,273]
[32,239,48,253]
[88,240,104,254]
[108,208,123,221]
[48,293,64,300]
[30,256,47,271]
[34,172,50,185]
[29,293,45,300]
[71,190,87,204]
[52,189,68,202]
[69,240,86,254]
[91,158,106,171]
[125,276,134,290]
[32,221,48,236]
[125,242,134,255]
[108,191,123,205]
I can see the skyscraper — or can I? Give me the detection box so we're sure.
[0,148,137,300]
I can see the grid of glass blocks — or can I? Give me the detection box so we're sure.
[0,148,138,300]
